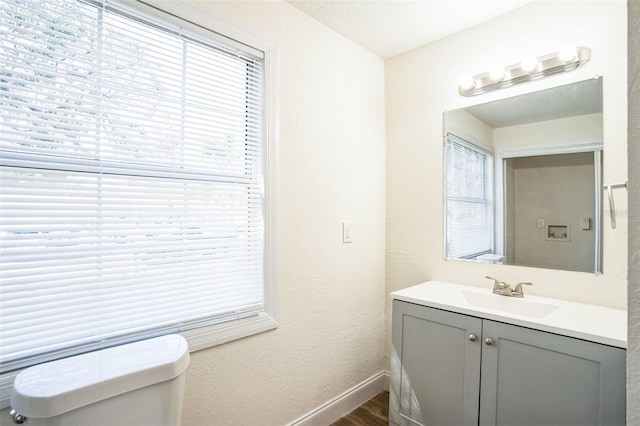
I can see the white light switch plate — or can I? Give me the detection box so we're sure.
[343,222,353,243]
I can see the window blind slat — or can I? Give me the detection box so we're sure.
[0,0,266,372]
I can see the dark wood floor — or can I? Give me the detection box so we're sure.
[330,391,389,426]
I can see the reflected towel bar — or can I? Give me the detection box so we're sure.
[604,181,627,229]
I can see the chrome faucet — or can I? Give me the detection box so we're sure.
[486,276,532,298]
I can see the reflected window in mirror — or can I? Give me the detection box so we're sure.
[445,133,494,260]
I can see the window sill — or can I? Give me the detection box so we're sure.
[182,311,279,352]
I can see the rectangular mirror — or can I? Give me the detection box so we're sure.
[444,78,603,273]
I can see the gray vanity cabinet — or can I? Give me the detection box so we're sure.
[390,300,482,425]
[390,300,626,426]
[479,319,626,426]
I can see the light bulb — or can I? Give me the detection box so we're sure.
[558,45,578,63]
[489,67,504,82]
[521,56,539,73]
[459,76,475,91]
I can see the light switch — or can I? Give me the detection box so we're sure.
[343,222,353,243]
[537,219,545,229]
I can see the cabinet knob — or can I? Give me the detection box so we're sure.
[468,334,477,342]
[485,338,494,346]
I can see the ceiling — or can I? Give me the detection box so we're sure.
[285,0,534,59]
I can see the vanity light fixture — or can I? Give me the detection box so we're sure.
[520,56,538,73]
[458,46,591,96]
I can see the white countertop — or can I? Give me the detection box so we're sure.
[391,281,627,348]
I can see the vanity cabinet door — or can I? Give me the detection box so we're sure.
[479,320,626,426]
[390,301,482,426]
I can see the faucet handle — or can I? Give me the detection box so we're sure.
[485,276,503,290]
[514,282,533,296]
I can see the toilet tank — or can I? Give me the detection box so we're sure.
[10,334,190,426]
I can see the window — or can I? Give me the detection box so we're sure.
[0,0,277,381]
[444,133,493,259]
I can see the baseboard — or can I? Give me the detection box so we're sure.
[287,371,390,426]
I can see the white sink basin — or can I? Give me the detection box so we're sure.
[462,290,559,318]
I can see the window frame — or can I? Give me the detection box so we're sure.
[0,0,278,408]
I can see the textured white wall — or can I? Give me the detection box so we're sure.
[627,0,639,422]
[386,2,628,321]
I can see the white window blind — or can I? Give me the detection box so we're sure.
[445,133,493,259]
[0,0,267,372]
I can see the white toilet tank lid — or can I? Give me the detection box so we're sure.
[11,334,190,418]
